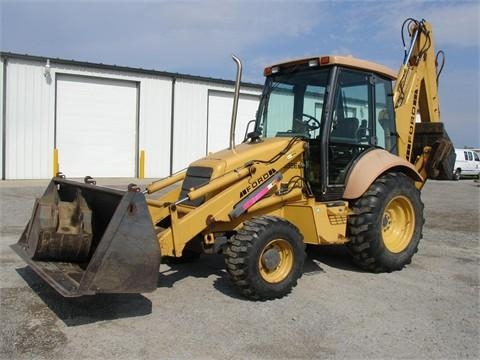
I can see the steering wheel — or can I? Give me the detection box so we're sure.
[295,113,321,131]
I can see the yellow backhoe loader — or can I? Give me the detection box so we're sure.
[13,18,455,300]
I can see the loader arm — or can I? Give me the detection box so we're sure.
[393,19,455,182]
[155,140,306,257]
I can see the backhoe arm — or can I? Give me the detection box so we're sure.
[393,19,455,181]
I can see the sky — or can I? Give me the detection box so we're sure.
[1,0,479,147]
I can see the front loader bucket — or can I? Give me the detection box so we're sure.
[11,178,161,297]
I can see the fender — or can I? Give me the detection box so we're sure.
[343,148,423,200]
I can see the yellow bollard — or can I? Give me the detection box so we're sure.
[139,150,145,179]
[53,148,59,177]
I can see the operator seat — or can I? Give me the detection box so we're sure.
[356,119,368,141]
[331,117,359,140]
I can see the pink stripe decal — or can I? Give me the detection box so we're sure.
[242,181,277,210]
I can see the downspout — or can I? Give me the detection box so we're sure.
[135,82,141,178]
[2,56,7,180]
[229,55,242,150]
[169,76,176,175]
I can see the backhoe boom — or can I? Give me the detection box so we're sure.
[393,19,454,180]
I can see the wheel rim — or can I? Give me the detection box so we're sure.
[382,195,415,253]
[258,239,294,283]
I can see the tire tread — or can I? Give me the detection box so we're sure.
[347,172,425,272]
[224,216,305,300]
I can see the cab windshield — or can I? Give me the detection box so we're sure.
[256,68,330,139]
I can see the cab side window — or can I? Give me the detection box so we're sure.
[374,77,396,153]
[330,70,371,143]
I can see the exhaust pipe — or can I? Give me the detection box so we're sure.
[230,54,242,150]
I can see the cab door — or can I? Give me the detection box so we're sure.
[319,68,395,201]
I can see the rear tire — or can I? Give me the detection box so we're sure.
[224,216,305,300]
[347,172,424,272]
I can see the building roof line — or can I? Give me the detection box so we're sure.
[0,51,263,89]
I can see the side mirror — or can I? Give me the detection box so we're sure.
[243,119,257,142]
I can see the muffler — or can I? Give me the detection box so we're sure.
[11,177,161,297]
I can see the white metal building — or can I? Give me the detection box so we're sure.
[0,52,262,180]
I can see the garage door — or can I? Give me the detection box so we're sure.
[56,75,138,177]
[207,91,260,153]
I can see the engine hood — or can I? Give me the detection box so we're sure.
[188,137,302,179]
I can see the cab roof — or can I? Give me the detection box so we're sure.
[265,55,397,80]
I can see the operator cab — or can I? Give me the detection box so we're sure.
[254,56,397,201]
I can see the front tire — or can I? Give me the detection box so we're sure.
[224,216,305,300]
[347,172,424,272]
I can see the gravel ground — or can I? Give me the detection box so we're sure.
[0,178,478,359]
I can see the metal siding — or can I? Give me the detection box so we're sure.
[0,52,264,90]
[6,59,53,179]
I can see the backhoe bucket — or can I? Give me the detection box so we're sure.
[413,122,456,180]
[11,178,161,297]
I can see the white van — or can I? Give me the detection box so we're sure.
[453,149,480,179]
